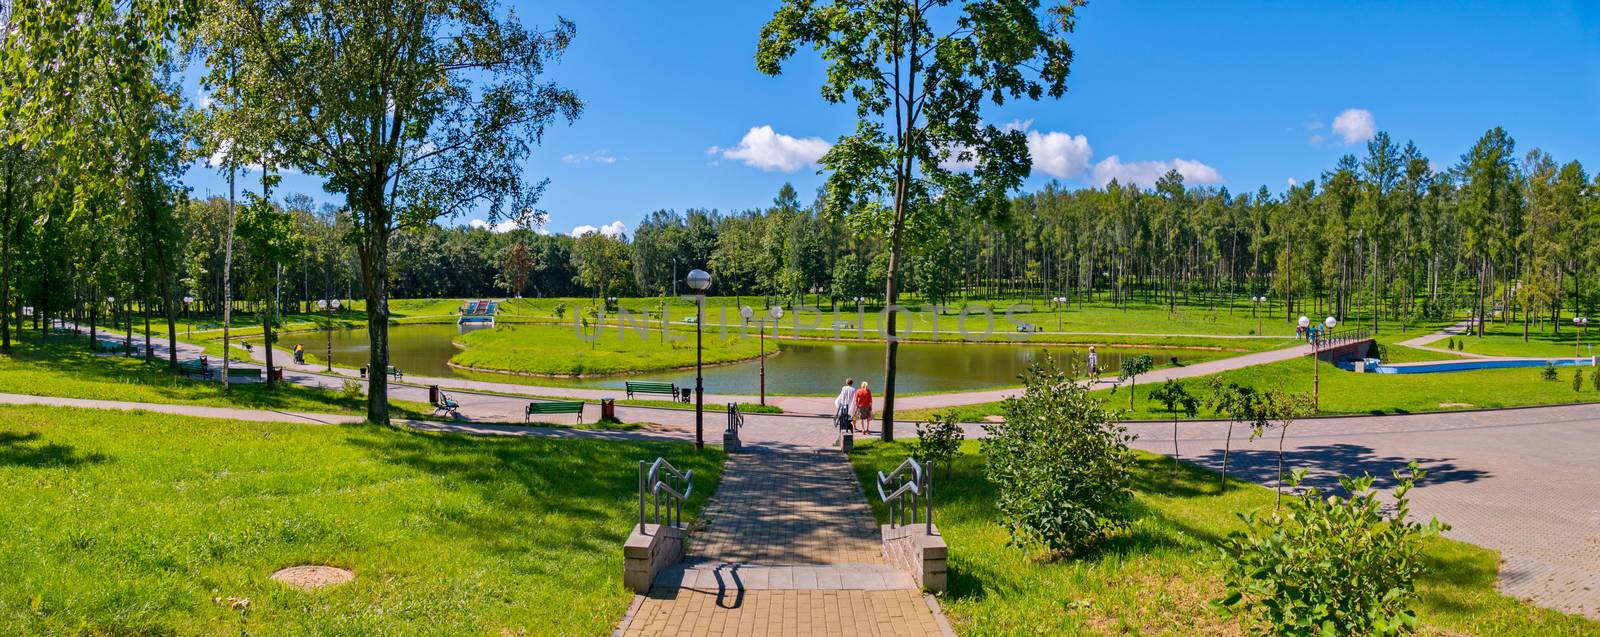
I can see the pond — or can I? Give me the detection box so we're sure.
[298,323,1208,395]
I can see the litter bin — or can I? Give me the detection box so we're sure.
[359,366,367,378]
[429,385,440,405]
[679,387,692,403]
[600,398,616,421]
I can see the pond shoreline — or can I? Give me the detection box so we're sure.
[444,349,779,379]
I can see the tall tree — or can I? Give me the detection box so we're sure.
[195,0,581,422]
[756,0,1086,440]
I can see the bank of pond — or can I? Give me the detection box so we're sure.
[291,322,1223,395]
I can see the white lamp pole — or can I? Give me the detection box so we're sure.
[1575,317,1589,358]
[183,296,194,339]
[686,269,712,449]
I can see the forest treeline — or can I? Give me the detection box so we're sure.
[5,128,1595,346]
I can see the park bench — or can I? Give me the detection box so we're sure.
[91,339,126,353]
[225,367,262,380]
[179,359,209,379]
[360,365,404,381]
[434,391,460,419]
[625,381,680,401]
[525,400,585,423]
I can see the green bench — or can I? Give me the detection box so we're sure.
[361,365,404,381]
[434,391,460,419]
[179,359,209,379]
[226,367,263,380]
[624,381,680,401]
[526,400,585,423]
[91,339,126,353]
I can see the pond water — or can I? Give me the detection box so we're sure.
[299,323,1204,395]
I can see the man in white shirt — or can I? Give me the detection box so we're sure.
[833,378,856,428]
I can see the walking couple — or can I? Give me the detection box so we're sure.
[833,377,874,435]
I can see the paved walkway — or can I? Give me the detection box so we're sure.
[1122,404,1600,620]
[618,429,949,635]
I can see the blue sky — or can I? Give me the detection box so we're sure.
[181,0,1600,237]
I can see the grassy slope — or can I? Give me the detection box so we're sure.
[904,356,1600,423]
[850,440,1597,636]
[451,322,767,376]
[0,332,435,418]
[0,406,723,635]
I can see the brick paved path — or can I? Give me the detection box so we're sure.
[619,445,948,636]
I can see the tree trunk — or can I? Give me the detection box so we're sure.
[357,193,392,425]
[222,165,237,388]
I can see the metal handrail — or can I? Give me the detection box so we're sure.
[877,457,933,534]
[1314,327,1373,351]
[638,457,694,533]
[725,402,744,434]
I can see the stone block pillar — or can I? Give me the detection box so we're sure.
[881,524,947,593]
[624,524,686,593]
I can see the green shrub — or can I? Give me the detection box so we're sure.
[1542,362,1559,381]
[341,380,363,400]
[1592,365,1599,392]
[912,413,965,479]
[1214,462,1448,635]
[1575,368,1585,392]
[984,353,1136,555]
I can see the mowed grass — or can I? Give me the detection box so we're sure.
[1425,320,1600,359]
[0,331,436,418]
[850,440,1598,636]
[0,406,724,635]
[905,356,1600,423]
[452,322,767,376]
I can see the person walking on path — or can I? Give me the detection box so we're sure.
[293,344,305,364]
[833,377,856,424]
[1087,346,1099,383]
[853,381,874,435]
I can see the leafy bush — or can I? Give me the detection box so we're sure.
[984,353,1136,555]
[912,413,965,479]
[1592,365,1599,392]
[1542,362,1559,381]
[341,380,363,400]
[1574,367,1585,392]
[1215,462,1448,635]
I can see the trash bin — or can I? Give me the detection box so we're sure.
[429,385,440,405]
[600,398,616,421]
[359,366,367,378]
[679,387,692,403]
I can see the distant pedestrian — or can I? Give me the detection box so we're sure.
[833,377,856,427]
[1087,346,1099,382]
[293,343,305,364]
[854,382,874,435]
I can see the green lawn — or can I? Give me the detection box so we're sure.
[0,406,724,635]
[1423,320,1600,359]
[451,322,768,376]
[849,440,1597,636]
[906,356,1600,423]
[0,331,436,418]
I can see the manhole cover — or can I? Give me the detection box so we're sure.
[271,565,354,590]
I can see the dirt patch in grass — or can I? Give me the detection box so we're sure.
[271,565,354,590]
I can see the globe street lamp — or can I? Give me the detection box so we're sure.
[1251,296,1267,335]
[182,296,194,339]
[1575,317,1589,358]
[1301,315,1337,412]
[1052,296,1067,331]
[686,269,712,449]
[742,305,784,406]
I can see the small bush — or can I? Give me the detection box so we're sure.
[1542,362,1559,381]
[1574,368,1584,392]
[1592,365,1599,392]
[985,352,1136,555]
[1214,461,1448,635]
[912,413,965,479]
[341,380,363,399]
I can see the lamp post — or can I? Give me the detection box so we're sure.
[1301,315,1337,412]
[318,299,341,372]
[106,296,117,353]
[1052,296,1066,331]
[686,269,712,449]
[1252,296,1266,335]
[1575,317,1589,358]
[742,305,784,406]
[182,296,194,339]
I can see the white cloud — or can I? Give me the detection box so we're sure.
[570,220,626,238]
[469,218,521,233]
[1287,177,1298,187]
[1090,156,1223,189]
[711,125,831,172]
[1330,108,1376,144]
[206,138,298,175]
[939,122,1091,178]
[1026,130,1094,179]
[561,150,617,165]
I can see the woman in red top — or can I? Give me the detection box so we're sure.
[853,381,873,435]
